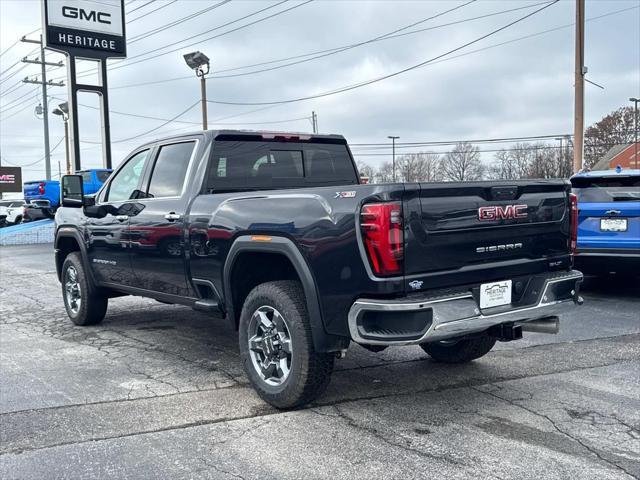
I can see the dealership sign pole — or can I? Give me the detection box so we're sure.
[42,0,126,172]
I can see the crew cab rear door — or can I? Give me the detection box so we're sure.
[404,180,571,290]
[127,138,200,297]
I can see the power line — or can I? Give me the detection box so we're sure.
[50,94,310,126]
[352,143,618,157]
[129,0,229,41]
[127,0,178,23]
[107,4,638,92]
[113,101,200,143]
[0,92,39,116]
[351,134,573,148]
[128,0,156,14]
[2,137,65,168]
[209,1,552,80]
[51,0,294,82]
[106,0,313,74]
[0,87,37,111]
[205,1,559,106]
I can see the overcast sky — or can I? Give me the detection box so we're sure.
[1,0,639,182]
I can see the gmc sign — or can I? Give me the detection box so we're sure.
[478,204,528,221]
[0,167,23,193]
[62,6,112,24]
[43,0,126,58]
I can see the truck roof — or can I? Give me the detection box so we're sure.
[571,168,640,179]
[135,129,347,149]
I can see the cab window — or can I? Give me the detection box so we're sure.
[105,150,149,202]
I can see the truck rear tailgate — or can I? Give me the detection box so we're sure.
[404,180,571,289]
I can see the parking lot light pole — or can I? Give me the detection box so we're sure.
[52,102,71,174]
[630,97,639,168]
[388,135,399,182]
[184,51,211,130]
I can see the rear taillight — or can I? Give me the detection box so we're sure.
[38,182,45,195]
[569,193,578,254]
[360,201,404,276]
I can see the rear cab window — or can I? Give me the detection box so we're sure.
[145,141,196,198]
[206,136,358,192]
[571,175,640,203]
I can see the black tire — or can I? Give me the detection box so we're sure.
[61,252,108,326]
[44,208,56,219]
[239,280,334,409]
[12,216,22,225]
[420,334,496,364]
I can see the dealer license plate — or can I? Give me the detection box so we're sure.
[480,280,512,309]
[600,218,627,232]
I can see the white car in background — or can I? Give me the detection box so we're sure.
[0,200,26,226]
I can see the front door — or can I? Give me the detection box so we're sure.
[85,149,150,286]
[128,139,198,297]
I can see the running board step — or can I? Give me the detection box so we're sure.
[193,299,222,313]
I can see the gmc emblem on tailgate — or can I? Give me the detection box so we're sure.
[478,204,528,221]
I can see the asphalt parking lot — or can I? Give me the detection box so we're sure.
[1,243,639,479]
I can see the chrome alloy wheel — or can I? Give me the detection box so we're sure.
[248,306,292,386]
[64,265,82,315]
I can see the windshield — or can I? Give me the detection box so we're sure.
[571,176,640,203]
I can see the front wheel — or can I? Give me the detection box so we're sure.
[61,252,108,326]
[239,280,334,409]
[420,334,496,363]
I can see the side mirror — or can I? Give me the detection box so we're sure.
[61,175,84,208]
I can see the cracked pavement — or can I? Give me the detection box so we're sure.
[1,244,639,479]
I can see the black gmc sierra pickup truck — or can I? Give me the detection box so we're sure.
[55,130,583,408]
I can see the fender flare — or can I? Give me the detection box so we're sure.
[55,226,92,284]
[223,235,347,352]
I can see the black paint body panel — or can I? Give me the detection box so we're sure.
[55,130,574,350]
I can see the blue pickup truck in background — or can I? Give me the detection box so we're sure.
[570,167,640,276]
[24,169,111,217]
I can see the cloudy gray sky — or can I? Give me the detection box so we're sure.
[1,0,639,182]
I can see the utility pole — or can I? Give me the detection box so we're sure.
[200,74,208,130]
[573,0,585,173]
[183,51,210,130]
[388,135,400,182]
[630,97,639,168]
[20,34,64,181]
[311,111,318,134]
[556,136,564,168]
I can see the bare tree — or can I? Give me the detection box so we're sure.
[584,106,635,168]
[377,162,395,183]
[488,144,533,180]
[440,142,484,181]
[489,141,574,180]
[396,152,441,182]
[356,160,376,182]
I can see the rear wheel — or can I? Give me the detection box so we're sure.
[420,334,496,363]
[239,280,334,409]
[61,252,108,326]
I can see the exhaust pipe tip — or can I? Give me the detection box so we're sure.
[519,316,560,334]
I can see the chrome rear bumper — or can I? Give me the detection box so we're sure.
[348,270,584,346]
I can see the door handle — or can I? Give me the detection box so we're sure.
[115,215,129,222]
[605,210,621,216]
[164,212,181,222]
